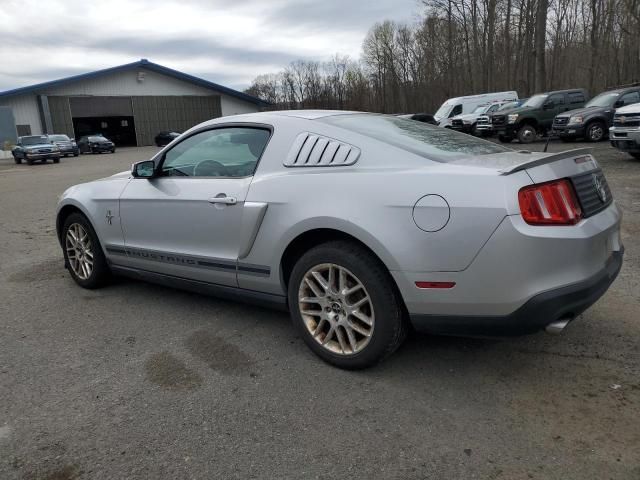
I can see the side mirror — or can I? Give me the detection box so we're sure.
[131,160,156,178]
[613,100,623,108]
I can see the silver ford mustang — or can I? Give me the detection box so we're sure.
[56,110,623,369]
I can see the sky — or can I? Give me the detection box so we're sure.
[0,0,419,92]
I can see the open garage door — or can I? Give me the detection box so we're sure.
[69,96,137,146]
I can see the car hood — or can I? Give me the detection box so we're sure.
[613,104,639,114]
[555,106,604,119]
[493,105,536,116]
[452,113,480,122]
[24,143,56,149]
[110,170,131,179]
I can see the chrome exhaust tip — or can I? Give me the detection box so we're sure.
[545,317,572,335]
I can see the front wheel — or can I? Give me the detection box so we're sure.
[53,158,60,164]
[585,121,606,142]
[517,125,537,144]
[14,156,21,164]
[631,153,640,161]
[62,213,111,289]
[288,241,407,369]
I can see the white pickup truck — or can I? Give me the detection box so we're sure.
[609,103,640,160]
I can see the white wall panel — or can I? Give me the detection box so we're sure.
[0,95,42,134]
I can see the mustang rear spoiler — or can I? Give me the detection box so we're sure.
[499,148,593,175]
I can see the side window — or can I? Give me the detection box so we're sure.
[620,91,640,106]
[567,92,585,104]
[161,127,270,178]
[548,94,565,107]
[450,104,463,117]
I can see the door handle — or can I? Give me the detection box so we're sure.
[208,195,237,205]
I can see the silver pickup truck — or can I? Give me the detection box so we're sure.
[609,103,640,160]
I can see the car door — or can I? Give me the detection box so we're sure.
[542,93,565,128]
[117,125,271,287]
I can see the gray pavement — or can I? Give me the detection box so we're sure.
[0,141,638,479]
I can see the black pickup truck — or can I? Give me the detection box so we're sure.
[552,86,640,142]
[491,89,588,143]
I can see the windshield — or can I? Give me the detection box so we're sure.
[586,92,619,108]
[434,103,452,119]
[22,136,50,146]
[522,95,548,108]
[472,105,489,114]
[88,136,107,142]
[48,135,70,141]
[319,114,510,162]
[498,101,519,111]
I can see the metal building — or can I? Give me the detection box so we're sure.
[0,59,266,147]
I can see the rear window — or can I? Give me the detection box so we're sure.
[318,114,509,162]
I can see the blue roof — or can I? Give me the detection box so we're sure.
[0,59,267,106]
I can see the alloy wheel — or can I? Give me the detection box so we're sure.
[65,223,94,280]
[298,263,375,355]
[588,123,604,141]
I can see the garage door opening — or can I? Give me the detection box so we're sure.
[72,116,137,146]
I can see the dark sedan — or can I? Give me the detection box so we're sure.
[77,136,116,154]
[154,131,180,147]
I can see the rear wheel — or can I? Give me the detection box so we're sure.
[498,135,513,143]
[585,121,606,142]
[631,153,640,160]
[62,213,111,289]
[288,241,407,369]
[517,124,537,144]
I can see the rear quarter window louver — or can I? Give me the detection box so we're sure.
[283,132,360,167]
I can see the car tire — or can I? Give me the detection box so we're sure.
[53,158,60,164]
[498,135,513,143]
[74,153,79,157]
[288,240,407,369]
[14,156,21,164]
[26,158,34,165]
[631,153,640,161]
[62,213,111,289]
[585,121,606,142]
[517,125,537,144]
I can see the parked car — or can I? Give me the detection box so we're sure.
[56,111,623,369]
[609,103,640,160]
[492,89,588,143]
[12,135,61,165]
[434,91,518,128]
[552,86,640,142]
[450,101,514,135]
[476,100,527,136]
[77,135,116,154]
[155,131,181,147]
[48,134,79,157]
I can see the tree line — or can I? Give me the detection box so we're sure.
[245,0,640,113]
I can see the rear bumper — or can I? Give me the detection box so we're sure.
[409,249,623,336]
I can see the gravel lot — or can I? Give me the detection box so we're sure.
[0,140,638,480]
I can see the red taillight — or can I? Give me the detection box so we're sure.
[518,179,582,225]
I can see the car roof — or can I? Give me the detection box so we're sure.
[542,88,588,95]
[267,110,361,120]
